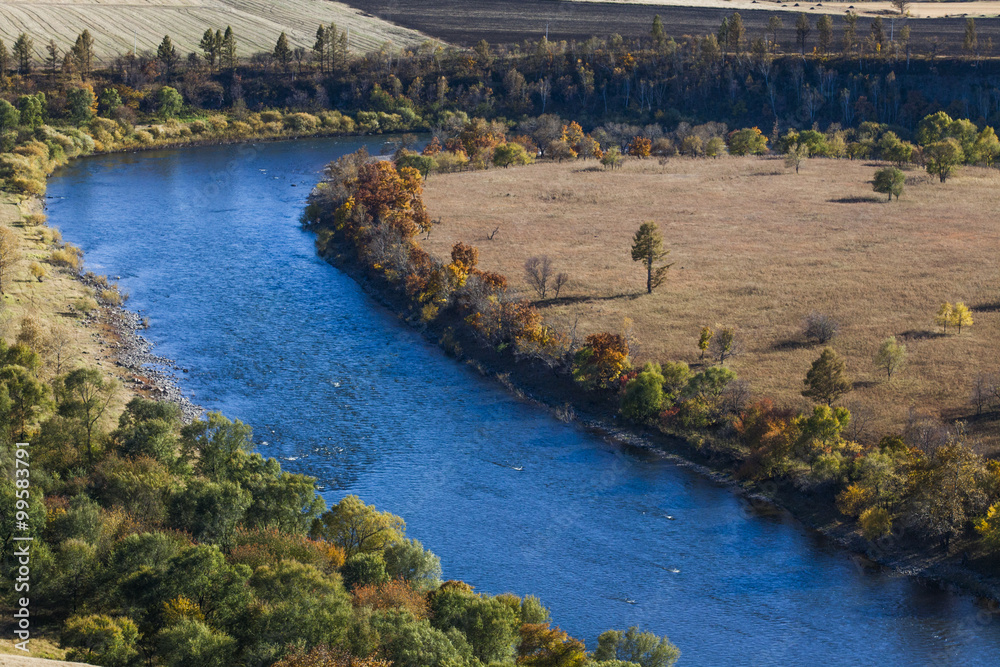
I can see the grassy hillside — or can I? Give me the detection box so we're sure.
[0,0,433,60]
[421,156,1000,453]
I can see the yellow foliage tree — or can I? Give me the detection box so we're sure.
[951,301,973,333]
[934,302,953,333]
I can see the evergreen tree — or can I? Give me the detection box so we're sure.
[221,26,237,70]
[802,348,852,405]
[0,38,10,75]
[13,33,33,75]
[45,40,60,78]
[651,15,666,48]
[796,13,811,55]
[313,25,327,73]
[274,32,292,72]
[817,15,833,54]
[157,35,179,77]
[71,29,95,76]
[630,222,673,294]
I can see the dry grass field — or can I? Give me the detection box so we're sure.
[0,0,432,61]
[422,156,1000,452]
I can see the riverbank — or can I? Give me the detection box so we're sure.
[307,159,1000,608]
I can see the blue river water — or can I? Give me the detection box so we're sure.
[46,137,1000,665]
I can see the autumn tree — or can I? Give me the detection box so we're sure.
[802,347,852,405]
[935,302,953,333]
[698,326,713,359]
[872,167,905,201]
[785,143,809,173]
[518,623,587,667]
[767,16,783,52]
[353,160,431,239]
[572,333,630,389]
[601,146,624,169]
[493,142,533,168]
[0,226,21,294]
[951,301,973,333]
[631,222,672,295]
[874,336,906,380]
[309,495,405,557]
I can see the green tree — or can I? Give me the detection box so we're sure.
[872,167,904,201]
[383,538,442,590]
[0,38,9,75]
[157,35,179,77]
[13,33,33,75]
[817,15,833,54]
[111,396,181,464]
[698,326,713,359]
[727,127,768,155]
[493,142,533,168]
[313,25,328,72]
[727,12,745,54]
[310,494,405,557]
[157,85,183,119]
[98,87,123,116]
[925,138,963,183]
[767,16,783,52]
[621,363,666,422]
[795,13,811,54]
[274,32,293,72]
[651,15,666,48]
[916,111,953,146]
[221,26,237,70]
[66,86,96,124]
[16,93,45,129]
[802,347,852,405]
[342,551,391,589]
[156,618,236,667]
[963,18,978,57]
[71,30,95,77]
[62,614,140,667]
[199,29,221,70]
[593,627,680,667]
[601,146,624,169]
[59,367,118,463]
[873,336,906,380]
[785,143,809,173]
[168,479,250,544]
[0,365,49,442]
[631,222,672,294]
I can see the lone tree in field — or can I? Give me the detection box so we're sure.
[785,143,809,173]
[925,138,963,183]
[0,226,22,294]
[874,336,907,381]
[631,222,672,294]
[803,347,852,405]
[892,0,909,15]
[935,302,954,333]
[873,167,905,201]
[698,326,713,359]
[711,326,741,364]
[524,256,553,298]
[951,302,973,333]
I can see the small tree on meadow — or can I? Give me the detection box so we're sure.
[524,256,553,298]
[873,167,905,201]
[935,302,953,333]
[874,336,907,381]
[951,302,973,333]
[925,138,963,183]
[698,326,713,359]
[803,347,852,405]
[785,143,809,174]
[711,326,741,364]
[631,222,672,295]
[601,146,624,169]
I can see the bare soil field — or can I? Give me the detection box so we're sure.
[0,0,431,61]
[344,0,993,54]
[421,156,1000,452]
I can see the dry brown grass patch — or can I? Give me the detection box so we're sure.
[422,156,1000,453]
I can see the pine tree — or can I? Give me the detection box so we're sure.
[157,35,179,77]
[795,13,811,55]
[0,39,9,76]
[221,26,237,70]
[630,222,673,294]
[274,32,292,72]
[651,15,666,48]
[802,347,852,405]
[71,29,95,76]
[199,29,218,70]
[13,33,33,75]
[963,18,978,58]
[45,40,60,78]
[313,25,327,73]
[817,15,833,54]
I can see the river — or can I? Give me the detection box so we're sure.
[46,137,1000,665]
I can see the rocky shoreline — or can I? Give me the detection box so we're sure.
[79,275,203,423]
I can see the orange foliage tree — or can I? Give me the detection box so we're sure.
[572,333,630,388]
[353,161,431,240]
[628,136,652,158]
[351,579,430,619]
[517,623,587,667]
[273,645,391,667]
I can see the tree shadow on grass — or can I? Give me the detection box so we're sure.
[828,195,884,204]
[771,338,812,351]
[898,329,947,340]
[535,292,643,308]
[973,301,1000,313]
